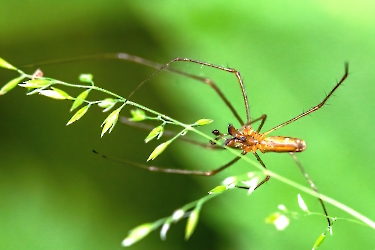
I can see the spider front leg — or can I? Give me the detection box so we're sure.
[236,152,270,190]
[211,114,268,143]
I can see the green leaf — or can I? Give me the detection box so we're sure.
[38,87,71,100]
[38,90,66,99]
[145,126,164,143]
[208,185,227,194]
[0,75,25,95]
[101,107,121,137]
[122,223,153,247]
[51,87,71,99]
[67,104,90,125]
[78,74,93,83]
[312,233,326,250]
[98,98,117,112]
[185,209,200,240]
[0,58,17,70]
[70,89,90,111]
[98,98,116,108]
[195,119,213,126]
[19,79,52,88]
[130,109,146,121]
[147,140,171,161]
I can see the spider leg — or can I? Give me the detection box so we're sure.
[289,152,331,227]
[263,63,348,136]
[94,149,241,176]
[21,53,246,125]
[125,57,250,125]
[236,152,270,190]
[244,114,267,133]
[120,111,269,152]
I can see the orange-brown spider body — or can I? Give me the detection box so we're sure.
[225,124,306,154]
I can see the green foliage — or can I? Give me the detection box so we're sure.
[121,178,249,246]
[0,75,24,95]
[0,58,17,70]
[185,208,200,240]
[38,87,71,100]
[129,109,147,121]
[145,125,164,143]
[194,119,213,126]
[67,104,90,125]
[147,140,171,161]
[98,98,117,111]
[313,233,326,250]
[20,79,51,88]
[71,89,90,111]
[101,106,122,137]
[78,74,94,83]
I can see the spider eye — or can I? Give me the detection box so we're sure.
[212,129,220,135]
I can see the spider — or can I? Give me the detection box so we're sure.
[26,54,349,227]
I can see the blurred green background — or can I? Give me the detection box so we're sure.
[1,1,375,249]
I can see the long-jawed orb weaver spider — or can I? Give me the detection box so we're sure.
[25,54,349,227]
